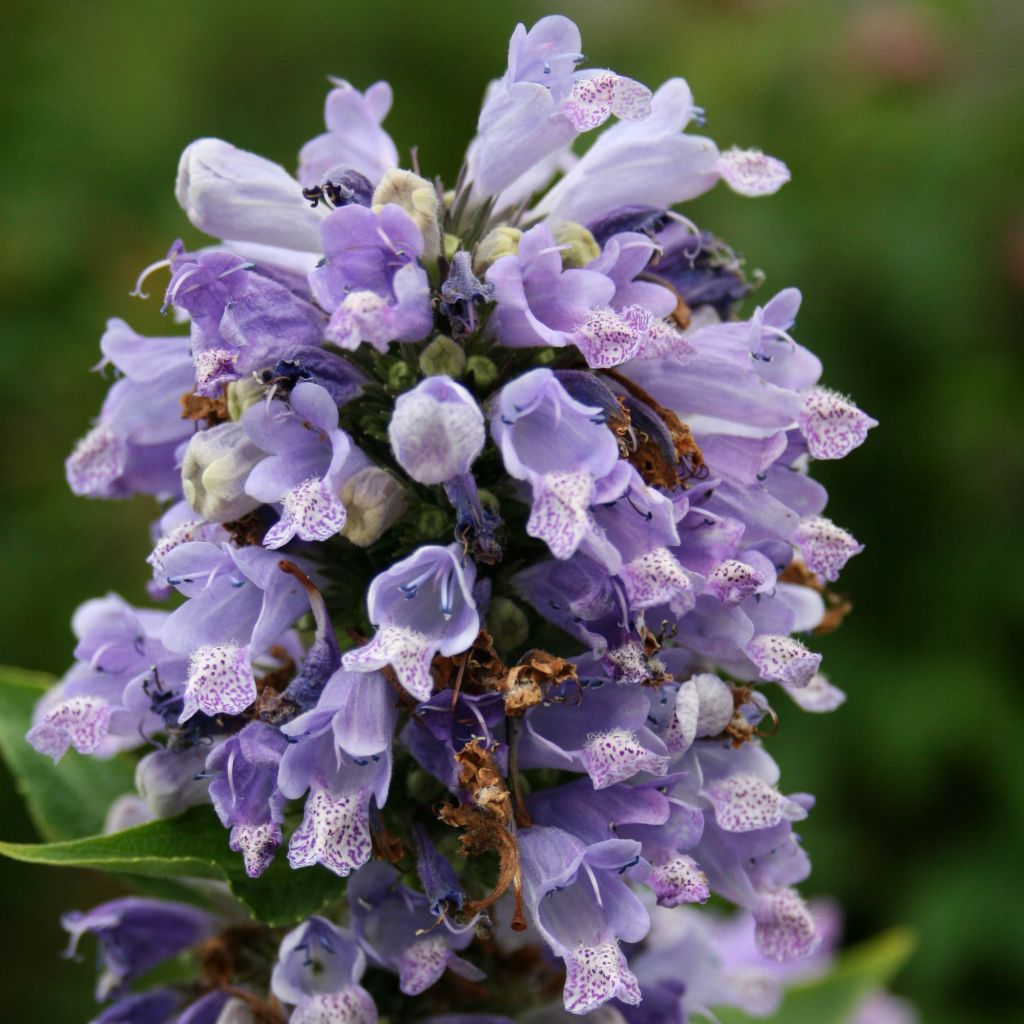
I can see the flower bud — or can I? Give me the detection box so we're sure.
[226,376,266,421]
[181,422,266,522]
[388,376,485,485]
[465,354,498,388]
[135,747,211,819]
[416,506,448,539]
[175,138,324,251]
[340,467,408,547]
[372,168,441,259]
[386,360,415,392]
[554,221,601,268]
[419,335,466,378]
[473,225,522,275]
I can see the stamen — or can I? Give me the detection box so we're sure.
[130,258,171,300]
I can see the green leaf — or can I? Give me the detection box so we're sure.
[714,928,916,1024]
[0,665,135,841]
[0,805,345,926]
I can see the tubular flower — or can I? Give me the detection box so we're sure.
[30,14,891,1024]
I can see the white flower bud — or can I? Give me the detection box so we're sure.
[388,376,485,485]
[473,225,521,275]
[340,467,408,547]
[372,167,441,259]
[181,422,266,522]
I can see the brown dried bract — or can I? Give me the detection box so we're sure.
[456,738,512,823]
[196,924,267,988]
[601,369,706,486]
[371,822,406,865]
[223,512,268,547]
[433,631,508,694]
[181,391,229,425]
[606,396,633,457]
[723,684,779,748]
[778,559,853,636]
[438,802,526,930]
[499,649,578,716]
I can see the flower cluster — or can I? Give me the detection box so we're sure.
[40,15,880,1023]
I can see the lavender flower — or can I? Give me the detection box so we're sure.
[29,14,894,1023]
[342,544,479,701]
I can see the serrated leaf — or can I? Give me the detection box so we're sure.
[0,805,345,926]
[0,664,135,841]
[714,928,916,1024]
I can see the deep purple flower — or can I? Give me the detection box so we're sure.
[90,989,182,1024]
[63,898,215,1000]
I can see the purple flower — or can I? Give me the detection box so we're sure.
[519,677,669,789]
[299,80,398,189]
[342,544,479,702]
[310,203,432,352]
[532,78,718,227]
[63,898,215,1001]
[518,826,648,1014]
[278,668,396,877]
[799,386,878,459]
[66,319,194,500]
[388,376,486,486]
[243,382,366,547]
[90,989,182,1024]
[164,246,324,396]
[160,542,308,658]
[490,368,620,558]
[487,223,653,368]
[27,595,181,762]
[348,863,483,997]
[271,916,377,1024]
[464,16,652,204]
[206,721,288,876]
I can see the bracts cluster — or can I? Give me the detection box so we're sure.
[39,15,885,1024]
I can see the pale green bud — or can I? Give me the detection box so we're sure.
[419,335,466,378]
[473,225,522,275]
[226,375,266,421]
[488,596,529,655]
[181,422,265,522]
[443,233,462,261]
[339,468,408,547]
[417,506,448,539]
[465,355,498,388]
[373,168,441,260]
[554,222,601,268]
[386,360,414,391]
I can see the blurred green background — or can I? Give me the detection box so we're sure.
[1,0,1022,1020]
